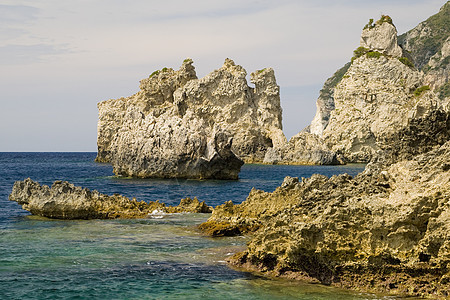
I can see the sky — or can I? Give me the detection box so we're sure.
[0,0,447,151]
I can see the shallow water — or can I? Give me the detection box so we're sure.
[0,152,402,299]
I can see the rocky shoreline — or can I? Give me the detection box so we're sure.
[8,3,449,299]
[197,9,450,299]
[9,178,211,219]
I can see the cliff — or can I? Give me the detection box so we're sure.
[288,13,448,164]
[201,104,450,297]
[9,178,211,219]
[199,11,450,298]
[96,58,286,179]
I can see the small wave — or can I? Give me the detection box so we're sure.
[148,209,167,219]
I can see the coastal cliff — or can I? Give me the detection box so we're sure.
[96,58,286,179]
[282,13,449,164]
[201,106,450,297]
[200,10,450,298]
[9,178,211,219]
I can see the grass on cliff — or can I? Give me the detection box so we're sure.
[351,47,386,62]
[363,15,393,30]
[398,57,415,68]
[413,85,430,97]
[397,2,450,70]
[319,62,351,97]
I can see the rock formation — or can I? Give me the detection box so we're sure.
[200,10,450,298]
[307,63,351,136]
[292,13,448,164]
[263,131,340,165]
[96,58,286,179]
[9,178,211,219]
[200,107,450,297]
[398,1,450,102]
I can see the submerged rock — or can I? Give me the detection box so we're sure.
[9,178,211,219]
[96,58,286,179]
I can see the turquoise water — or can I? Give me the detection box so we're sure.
[0,153,395,299]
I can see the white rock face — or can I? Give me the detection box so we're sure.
[96,58,285,178]
[309,63,351,136]
[360,21,403,58]
[283,15,445,164]
[322,54,428,162]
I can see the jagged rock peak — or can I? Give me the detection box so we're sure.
[360,15,403,58]
[96,58,286,178]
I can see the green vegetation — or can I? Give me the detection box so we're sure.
[397,2,450,70]
[352,48,385,62]
[413,85,430,97]
[257,68,267,74]
[376,15,393,26]
[363,15,393,30]
[363,18,375,30]
[150,70,160,78]
[366,51,383,59]
[437,82,450,100]
[183,58,193,64]
[399,57,415,68]
[351,46,369,62]
[319,62,351,97]
[150,67,170,78]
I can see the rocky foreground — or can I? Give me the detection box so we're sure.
[9,178,211,219]
[200,134,450,297]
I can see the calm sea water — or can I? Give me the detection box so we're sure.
[0,152,395,299]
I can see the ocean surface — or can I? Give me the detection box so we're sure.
[0,152,398,299]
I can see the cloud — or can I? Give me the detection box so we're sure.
[0,44,67,65]
[0,4,39,24]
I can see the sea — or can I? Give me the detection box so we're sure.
[0,152,401,299]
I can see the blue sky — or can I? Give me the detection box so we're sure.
[0,0,446,151]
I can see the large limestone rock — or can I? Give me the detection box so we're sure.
[9,178,211,219]
[308,63,351,136]
[96,58,285,179]
[322,53,427,162]
[360,16,403,58]
[200,108,450,297]
[263,131,340,165]
[302,14,446,163]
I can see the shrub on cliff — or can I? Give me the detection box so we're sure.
[413,85,430,97]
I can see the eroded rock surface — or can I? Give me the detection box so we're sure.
[96,58,285,179]
[9,178,211,219]
[201,123,450,297]
[200,11,450,298]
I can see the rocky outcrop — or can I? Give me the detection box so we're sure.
[398,1,449,100]
[322,51,428,162]
[9,178,211,219]
[298,14,447,164]
[199,11,450,297]
[307,63,351,136]
[360,16,403,58]
[96,58,286,179]
[200,109,450,297]
[263,132,341,165]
